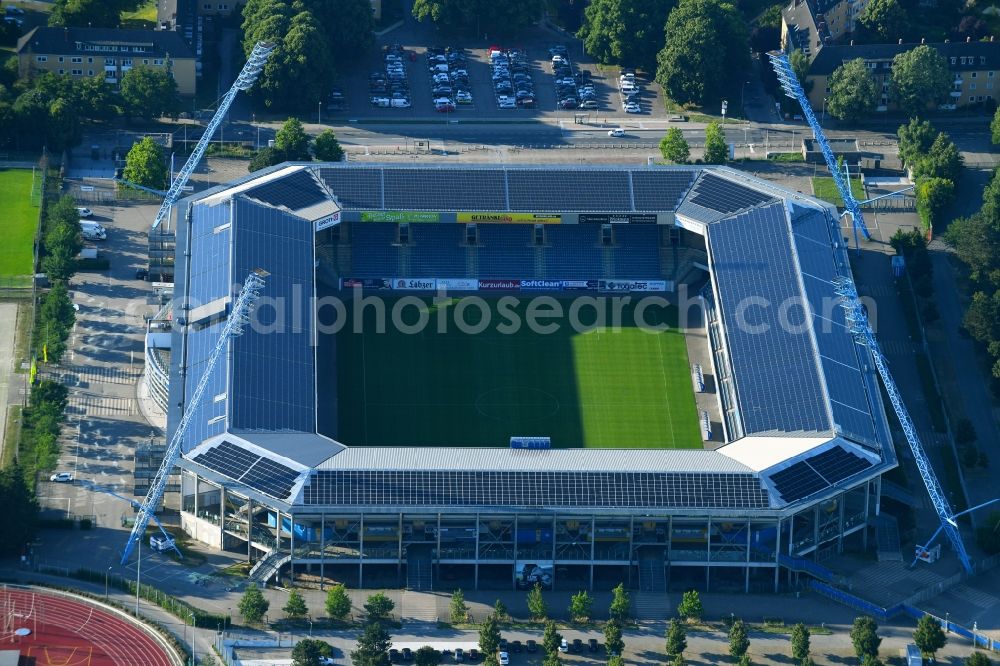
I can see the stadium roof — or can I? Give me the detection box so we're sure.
[170,164,893,514]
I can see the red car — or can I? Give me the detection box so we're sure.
[436,102,455,112]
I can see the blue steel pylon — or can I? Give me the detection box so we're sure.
[768,52,870,245]
[767,50,972,574]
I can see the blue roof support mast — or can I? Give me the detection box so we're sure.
[767,50,972,574]
[120,270,268,565]
[149,41,275,232]
[768,52,871,248]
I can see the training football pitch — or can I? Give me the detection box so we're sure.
[331,296,702,449]
[0,169,38,282]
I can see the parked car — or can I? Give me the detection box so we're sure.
[525,641,537,653]
[497,653,509,666]
[50,472,73,483]
[76,207,93,218]
[625,101,641,113]
[588,639,599,652]
[572,639,583,652]
[435,101,456,112]
[558,640,568,653]
[608,128,626,137]
[455,649,465,662]
[580,100,599,109]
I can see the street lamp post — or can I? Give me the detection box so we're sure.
[187,610,195,666]
[318,101,322,126]
[740,81,749,118]
[821,97,828,123]
[105,566,112,601]
[721,100,728,126]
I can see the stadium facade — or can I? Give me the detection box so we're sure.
[160,163,896,593]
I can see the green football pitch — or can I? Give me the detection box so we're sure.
[332,296,702,449]
[0,169,39,282]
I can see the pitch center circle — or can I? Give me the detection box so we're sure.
[475,387,560,422]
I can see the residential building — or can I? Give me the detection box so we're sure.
[15,26,196,96]
[806,38,1000,112]
[781,0,870,56]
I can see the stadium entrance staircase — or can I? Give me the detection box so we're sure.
[638,548,667,592]
[874,514,903,562]
[633,592,671,621]
[401,590,439,623]
[406,545,434,591]
[247,550,290,586]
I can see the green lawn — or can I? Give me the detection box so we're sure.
[328,296,702,449]
[121,0,157,27]
[811,176,865,207]
[0,169,38,280]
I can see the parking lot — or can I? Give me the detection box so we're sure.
[334,20,670,121]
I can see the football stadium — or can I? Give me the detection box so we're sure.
[154,163,896,593]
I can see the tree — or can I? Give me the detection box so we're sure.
[542,620,562,656]
[300,0,375,62]
[122,137,167,191]
[36,281,76,362]
[676,590,703,621]
[660,127,690,163]
[493,599,508,623]
[913,614,947,660]
[479,613,502,656]
[577,0,675,72]
[728,619,750,659]
[569,590,593,622]
[790,623,810,662]
[363,592,394,622]
[314,129,345,162]
[46,97,81,151]
[249,146,284,173]
[0,462,38,557]
[703,121,726,164]
[965,652,992,666]
[542,656,561,666]
[737,655,753,666]
[449,589,469,624]
[239,584,270,624]
[609,583,631,623]
[414,646,441,666]
[826,59,877,123]
[991,106,1000,145]
[42,196,83,282]
[914,132,963,182]
[275,117,312,160]
[120,66,180,120]
[284,589,308,619]
[411,0,544,37]
[484,656,500,666]
[861,657,885,666]
[77,75,120,121]
[655,0,749,107]
[915,176,955,232]
[325,583,352,620]
[608,657,626,666]
[669,655,684,666]
[49,0,142,27]
[528,582,547,620]
[897,118,938,168]
[604,619,624,657]
[252,10,337,111]
[857,0,907,41]
[978,511,1000,554]
[955,418,978,446]
[665,618,687,657]
[890,45,952,118]
[351,621,392,666]
[293,639,334,666]
[850,616,882,661]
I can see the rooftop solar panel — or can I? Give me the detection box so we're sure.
[302,470,770,509]
[708,203,830,435]
[506,170,632,212]
[316,167,383,209]
[807,446,873,484]
[246,170,328,211]
[631,170,697,211]
[191,441,261,481]
[240,456,301,500]
[769,461,828,502]
[383,168,507,211]
[689,173,775,214]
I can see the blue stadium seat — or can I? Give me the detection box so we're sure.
[477,225,534,278]
[611,225,661,278]
[408,225,466,277]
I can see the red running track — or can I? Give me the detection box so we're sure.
[0,587,175,666]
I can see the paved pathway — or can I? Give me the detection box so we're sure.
[0,302,18,462]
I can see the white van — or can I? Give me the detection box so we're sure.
[149,534,176,552]
[79,220,106,241]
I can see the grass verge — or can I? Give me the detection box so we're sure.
[767,152,805,162]
[2,405,21,467]
[121,0,157,27]
[0,169,40,281]
[811,176,865,207]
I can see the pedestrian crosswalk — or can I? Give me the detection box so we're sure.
[66,394,138,417]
